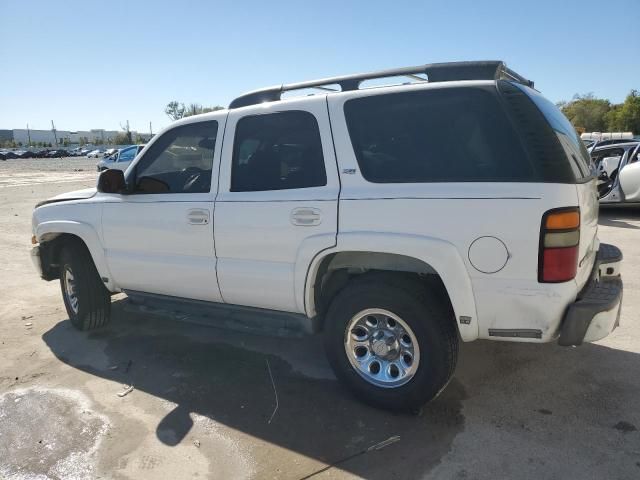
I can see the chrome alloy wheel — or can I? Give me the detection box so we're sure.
[344,308,420,388]
[63,267,79,315]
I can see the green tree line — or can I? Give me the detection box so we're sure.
[165,101,225,121]
[558,90,640,133]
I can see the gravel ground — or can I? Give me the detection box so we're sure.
[0,157,639,479]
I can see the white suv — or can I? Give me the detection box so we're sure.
[31,61,623,410]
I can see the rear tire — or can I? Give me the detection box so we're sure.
[59,240,111,330]
[323,273,458,410]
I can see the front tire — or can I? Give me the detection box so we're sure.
[323,273,458,410]
[59,241,111,330]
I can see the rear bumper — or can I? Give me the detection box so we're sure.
[558,243,623,346]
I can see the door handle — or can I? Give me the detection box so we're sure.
[187,209,210,225]
[291,207,322,226]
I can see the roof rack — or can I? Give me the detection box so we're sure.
[229,60,533,109]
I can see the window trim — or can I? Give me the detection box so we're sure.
[229,110,328,193]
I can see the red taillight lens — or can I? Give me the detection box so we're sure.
[539,208,580,283]
[541,247,578,282]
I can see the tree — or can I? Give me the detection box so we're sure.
[559,93,611,132]
[113,132,131,145]
[119,121,133,144]
[165,100,186,120]
[184,103,225,117]
[605,90,640,133]
[165,101,224,120]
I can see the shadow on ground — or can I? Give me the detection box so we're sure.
[41,296,640,479]
[599,205,640,229]
[42,300,466,479]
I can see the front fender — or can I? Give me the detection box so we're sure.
[36,220,115,291]
[303,232,479,342]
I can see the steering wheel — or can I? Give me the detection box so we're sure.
[181,167,207,192]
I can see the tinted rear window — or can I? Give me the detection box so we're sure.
[344,86,535,183]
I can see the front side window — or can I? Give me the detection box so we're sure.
[118,147,137,163]
[231,111,327,192]
[132,121,218,194]
[344,87,534,183]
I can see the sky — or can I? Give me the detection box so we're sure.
[1,0,638,133]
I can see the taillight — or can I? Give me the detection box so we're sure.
[539,208,580,283]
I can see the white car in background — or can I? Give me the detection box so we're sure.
[86,149,104,158]
[96,145,145,172]
[592,142,640,203]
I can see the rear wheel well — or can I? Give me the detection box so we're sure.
[39,233,88,280]
[312,252,455,331]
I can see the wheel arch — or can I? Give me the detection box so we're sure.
[302,232,479,342]
[36,220,115,291]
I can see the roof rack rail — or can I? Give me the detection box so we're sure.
[229,60,533,109]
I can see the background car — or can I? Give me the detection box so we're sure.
[96,144,145,171]
[87,149,104,158]
[592,141,640,202]
[45,149,69,158]
[1,151,18,159]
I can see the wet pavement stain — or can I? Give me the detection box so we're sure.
[42,310,467,479]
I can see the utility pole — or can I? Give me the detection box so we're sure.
[51,120,58,145]
[26,123,31,146]
[149,121,152,138]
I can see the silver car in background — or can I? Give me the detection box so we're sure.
[96,145,145,172]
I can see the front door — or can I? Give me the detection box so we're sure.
[620,145,640,202]
[214,96,339,313]
[101,117,225,302]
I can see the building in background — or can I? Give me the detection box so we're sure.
[0,130,12,143]
[4,129,153,145]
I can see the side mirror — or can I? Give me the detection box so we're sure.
[97,169,126,193]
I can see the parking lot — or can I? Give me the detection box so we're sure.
[1,157,639,480]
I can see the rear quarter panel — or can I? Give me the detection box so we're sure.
[327,84,583,341]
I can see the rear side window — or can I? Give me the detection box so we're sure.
[344,87,535,183]
[519,85,593,180]
[231,111,327,192]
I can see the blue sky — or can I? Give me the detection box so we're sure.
[1,0,638,133]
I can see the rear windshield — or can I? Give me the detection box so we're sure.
[344,86,536,183]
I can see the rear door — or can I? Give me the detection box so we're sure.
[214,96,339,313]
